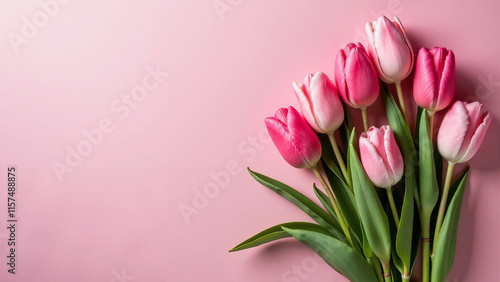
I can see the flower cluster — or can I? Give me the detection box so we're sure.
[231,16,491,282]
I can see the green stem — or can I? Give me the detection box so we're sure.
[432,162,455,256]
[361,107,369,132]
[312,167,353,247]
[428,111,435,143]
[372,257,384,282]
[402,272,410,282]
[421,210,431,282]
[382,263,391,282]
[386,188,400,226]
[327,133,352,189]
[395,82,409,126]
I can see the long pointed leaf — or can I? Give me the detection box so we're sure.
[349,143,392,266]
[248,168,344,239]
[431,168,470,281]
[282,227,378,282]
[230,222,331,252]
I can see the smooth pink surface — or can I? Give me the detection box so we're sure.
[0,1,499,281]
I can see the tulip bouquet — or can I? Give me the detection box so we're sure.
[230,16,491,282]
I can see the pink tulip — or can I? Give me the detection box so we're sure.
[265,106,322,169]
[359,125,404,188]
[413,47,455,112]
[293,72,344,134]
[437,101,491,163]
[365,16,414,84]
[334,43,380,109]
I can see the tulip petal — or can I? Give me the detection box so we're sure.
[293,81,321,132]
[335,48,350,106]
[359,135,391,188]
[437,101,469,162]
[382,126,404,185]
[344,47,379,108]
[457,111,491,163]
[286,107,322,167]
[266,116,307,168]
[309,72,344,133]
[393,16,414,79]
[414,48,438,109]
[435,49,455,111]
[366,16,413,83]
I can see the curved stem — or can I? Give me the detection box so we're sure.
[361,107,369,132]
[312,167,353,247]
[386,188,400,226]
[327,133,351,189]
[432,162,455,256]
[428,111,435,143]
[395,82,409,126]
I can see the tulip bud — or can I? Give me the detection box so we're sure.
[293,72,344,134]
[365,16,414,83]
[334,43,380,109]
[437,101,491,163]
[359,125,404,188]
[413,47,455,112]
[265,106,322,169]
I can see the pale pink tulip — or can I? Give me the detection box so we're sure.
[359,125,404,188]
[437,101,491,163]
[413,47,455,112]
[293,72,344,134]
[365,16,414,83]
[265,107,322,168]
[334,43,380,109]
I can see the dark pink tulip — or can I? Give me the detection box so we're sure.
[265,107,322,169]
[365,16,414,84]
[334,43,380,109]
[437,101,491,163]
[413,47,455,112]
[359,125,404,188]
[293,72,344,134]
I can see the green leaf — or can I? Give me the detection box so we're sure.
[418,109,439,215]
[313,185,338,221]
[314,183,364,255]
[282,226,378,282]
[248,168,345,241]
[431,168,470,282]
[349,143,392,266]
[321,159,362,238]
[381,83,417,273]
[381,83,420,207]
[340,100,354,150]
[318,133,343,181]
[229,222,330,252]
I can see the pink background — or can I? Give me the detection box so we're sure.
[0,0,499,281]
